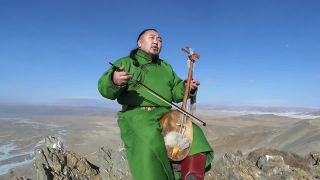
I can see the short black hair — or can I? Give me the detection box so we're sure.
[136,28,158,42]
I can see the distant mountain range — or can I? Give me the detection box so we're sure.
[197,104,319,113]
[0,102,115,117]
[0,98,319,117]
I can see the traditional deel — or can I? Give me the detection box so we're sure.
[98,49,214,180]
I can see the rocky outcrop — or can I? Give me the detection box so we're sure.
[34,136,102,180]
[97,146,131,179]
[207,148,320,180]
[33,136,130,180]
[16,136,320,179]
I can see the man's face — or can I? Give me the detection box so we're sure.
[138,30,162,55]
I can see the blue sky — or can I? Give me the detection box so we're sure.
[0,0,319,108]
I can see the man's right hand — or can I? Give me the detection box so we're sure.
[112,66,132,86]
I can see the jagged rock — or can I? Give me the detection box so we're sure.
[307,152,320,179]
[44,136,64,151]
[308,151,320,166]
[16,136,320,180]
[256,155,288,171]
[209,152,265,180]
[247,148,310,172]
[208,148,316,180]
[256,154,312,180]
[98,146,131,179]
[34,136,102,180]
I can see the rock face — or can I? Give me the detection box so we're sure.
[34,136,102,180]
[33,136,130,180]
[207,148,320,180]
[20,136,320,179]
[97,146,131,179]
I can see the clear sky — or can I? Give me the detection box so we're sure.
[0,0,319,108]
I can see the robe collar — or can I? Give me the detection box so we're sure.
[135,49,160,65]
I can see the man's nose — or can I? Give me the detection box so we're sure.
[153,38,159,44]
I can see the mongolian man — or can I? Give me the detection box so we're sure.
[98,29,214,180]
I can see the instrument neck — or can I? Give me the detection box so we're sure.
[181,59,194,110]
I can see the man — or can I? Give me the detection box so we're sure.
[98,29,213,180]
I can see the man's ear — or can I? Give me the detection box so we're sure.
[137,40,142,48]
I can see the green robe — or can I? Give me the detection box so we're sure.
[98,50,213,180]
